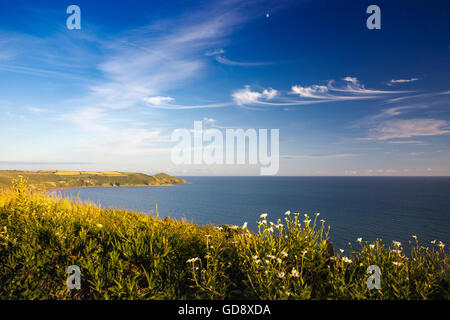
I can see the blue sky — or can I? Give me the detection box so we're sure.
[0,0,449,176]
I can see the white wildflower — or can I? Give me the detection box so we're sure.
[281,251,288,257]
[342,257,352,264]
[260,213,268,219]
[186,257,200,263]
[357,237,362,243]
[339,249,344,253]
[285,211,291,216]
[277,272,285,279]
[291,268,299,278]
[242,222,248,229]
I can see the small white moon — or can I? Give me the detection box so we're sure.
[266,13,270,18]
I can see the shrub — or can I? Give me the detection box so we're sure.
[0,181,448,300]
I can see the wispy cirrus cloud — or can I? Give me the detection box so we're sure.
[387,78,420,86]
[233,86,294,107]
[354,99,450,142]
[353,105,428,127]
[206,46,278,67]
[215,55,276,67]
[281,153,358,160]
[142,96,231,109]
[383,90,449,104]
[232,77,406,108]
[328,77,407,95]
[358,119,450,141]
[61,0,291,122]
[386,140,425,145]
[205,48,225,56]
[0,30,102,81]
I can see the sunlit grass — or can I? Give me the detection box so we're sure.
[0,178,448,300]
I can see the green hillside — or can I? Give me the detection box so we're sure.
[0,170,189,190]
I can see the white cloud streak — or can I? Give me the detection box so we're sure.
[215,55,275,67]
[358,119,450,141]
[232,77,406,108]
[281,153,358,160]
[388,78,420,86]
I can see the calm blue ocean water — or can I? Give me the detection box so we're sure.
[55,177,450,251]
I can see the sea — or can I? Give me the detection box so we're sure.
[54,176,450,252]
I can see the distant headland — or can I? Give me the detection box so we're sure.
[0,170,189,190]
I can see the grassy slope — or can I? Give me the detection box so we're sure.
[0,178,448,300]
[0,170,189,190]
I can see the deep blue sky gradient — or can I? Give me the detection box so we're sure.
[0,0,449,175]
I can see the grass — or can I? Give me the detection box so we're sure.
[0,177,448,300]
[0,170,189,190]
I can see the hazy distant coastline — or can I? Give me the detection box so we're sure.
[0,170,189,191]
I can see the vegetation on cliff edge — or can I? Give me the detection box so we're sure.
[0,178,448,300]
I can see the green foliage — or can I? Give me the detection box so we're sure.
[0,181,448,300]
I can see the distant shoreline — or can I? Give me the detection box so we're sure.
[46,182,191,192]
[0,170,190,191]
